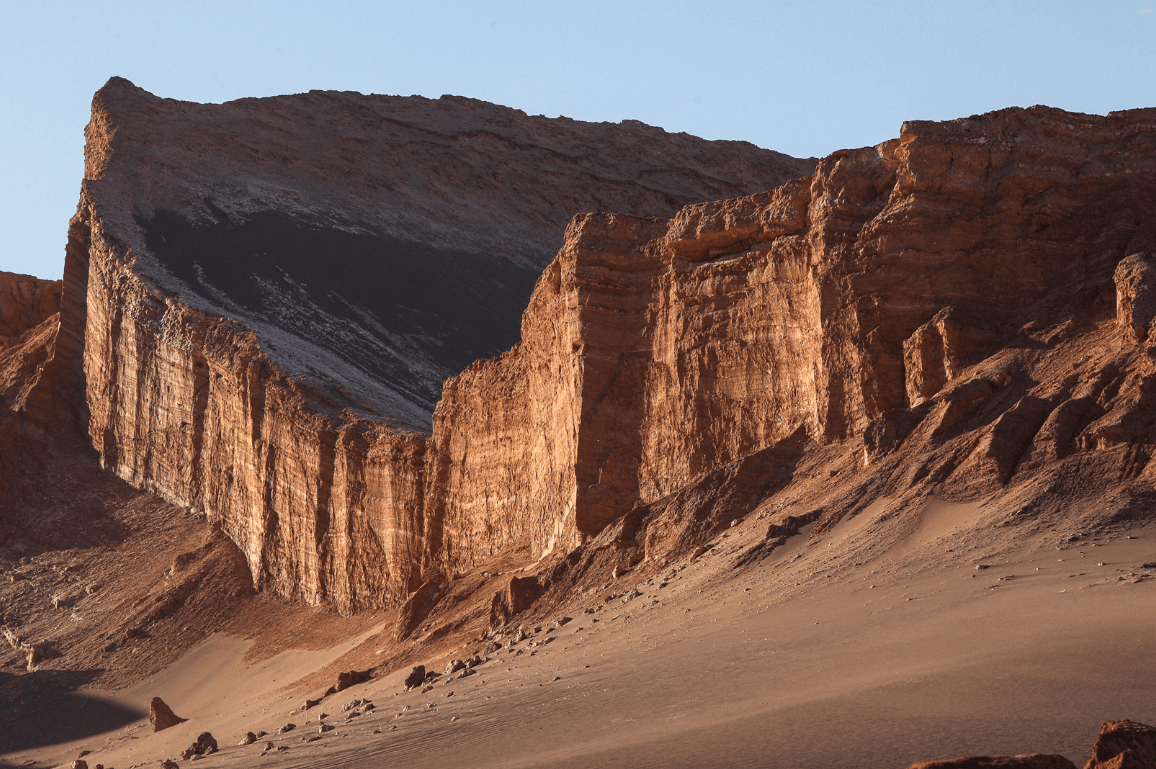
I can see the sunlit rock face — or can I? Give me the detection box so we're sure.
[63,76,1156,614]
[67,77,812,610]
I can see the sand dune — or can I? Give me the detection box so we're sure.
[7,508,1153,769]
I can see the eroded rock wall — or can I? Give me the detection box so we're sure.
[432,106,1156,563]
[61,93,1156,611]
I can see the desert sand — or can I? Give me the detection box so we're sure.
[5,498,1152,769]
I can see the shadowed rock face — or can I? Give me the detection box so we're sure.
[135,207,539,419]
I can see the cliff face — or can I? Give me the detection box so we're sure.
[437,105,1156,563]
[52,82,1156,612]
[81,77,812,430]
[64,78,813,610]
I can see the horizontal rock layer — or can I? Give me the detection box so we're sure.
[84,77,812,429]
[53,95,1156,612]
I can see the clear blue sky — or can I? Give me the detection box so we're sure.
[2,0,1153,279]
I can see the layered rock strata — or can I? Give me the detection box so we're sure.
[54,87,1156,612]
[82,76,812,429]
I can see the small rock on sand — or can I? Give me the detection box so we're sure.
[278,723,296,734]
[239,732,256,745]
[180,732,217,760]
[149,697,187,732]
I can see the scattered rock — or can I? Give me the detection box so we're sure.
[149,697,187,732]
[239,732,256,745]
[255,730,268,737]
[180,732,217,760]
[445,659,466,675]
[71,760,88,769]
[319,723,334,733]
[342,699,365,712]
[1084,719,1156,769]
[161,760,179,769]
[278,723,296,734]
[263,741,274,751]
[403,665,426,690]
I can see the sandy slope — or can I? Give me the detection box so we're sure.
[6,499,1153,769]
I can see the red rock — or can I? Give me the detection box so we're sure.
[402,665,426,690]
[334,669,370,692]
[1083,720,1156,769]
[13,78,1156,618]
[148,697,186,732]
[0,272,60,346]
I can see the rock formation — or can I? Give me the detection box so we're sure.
[15,77,1156,617]
[1083,720,1156,769]
[53,77,810,611]
[148,697,186,731]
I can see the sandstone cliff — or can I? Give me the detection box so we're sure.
[42,83,1156,613]
[54,78,812,610]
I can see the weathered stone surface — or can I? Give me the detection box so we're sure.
[1114,246,1156,343]
[149,696,186,732]
[180,732,217,759]
[403,665,426,690]
[1083,720,1156,769]
[488,575,544,630]
[37,78,1156,615]
[65,78,810,613]
[0,272,60,347]
[334,669,370,692]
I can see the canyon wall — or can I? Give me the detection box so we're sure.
[53,82,1156,612]
[60,78,813,610]
[435,105,1156,561]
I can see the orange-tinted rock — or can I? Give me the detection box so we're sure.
[488,575,544,630]
[149,697,186,731]
[0,273,60,347]
[1083,720,1156,769]
[63,78,810,613]
[44,79,1156,612]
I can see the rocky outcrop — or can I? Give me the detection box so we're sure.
[60,78,811,611]
[41,79,1156,613]
[149,697,185,731]
[1083,720,1156,769]
[0,273,60,348]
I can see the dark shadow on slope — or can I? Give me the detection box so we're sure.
[136,207,542,413]
[0,668,143,753]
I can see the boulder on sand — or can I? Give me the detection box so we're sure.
[149,697,186,732]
